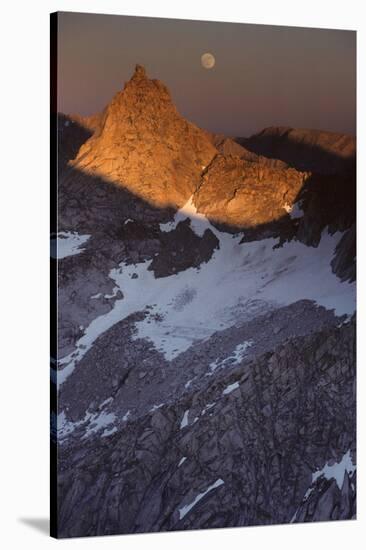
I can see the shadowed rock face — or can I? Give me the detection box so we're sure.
[238,126,356,175]
[69,112,103,134]
[53,66,356,538]
[213,134,288,169]
[57,318,355,537]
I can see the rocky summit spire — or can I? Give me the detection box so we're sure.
[131,64,147,81]
[71,66,217,209]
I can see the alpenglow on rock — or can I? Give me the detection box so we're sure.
[71,64,217,209]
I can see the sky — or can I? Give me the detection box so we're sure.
[56,12,356,137]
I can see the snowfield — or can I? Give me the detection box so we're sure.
[311,450,356,490]
[178,478,225,520]
[57,197,355,385]
[51,231,90,259]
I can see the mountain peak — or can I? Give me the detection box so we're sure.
[131,64,147,81]
[70,66,217,208]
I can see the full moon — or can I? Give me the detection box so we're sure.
[201,52,215,69]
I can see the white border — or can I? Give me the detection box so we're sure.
[0,1,364,548]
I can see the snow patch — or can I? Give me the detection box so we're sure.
[57,408,116,442]
[284,201,304,219]
[289,201,304,219]
[57,411,80,439]
[312,450,356,490]
[83,411,116,438]
[178,479,225,520]
[51,231,90,259]
[99,397,113,408]
[102,426,117,438]
[122,410,131,422]
[291,450,356,522]
[222,381,240,395]
[209,340,253,374]
[180,409,190,429]
[201,402,216,416]
[150,403,164,412]
[159,196,210,237]
[178,457,187,467]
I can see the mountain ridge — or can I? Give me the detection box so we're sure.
[54,65,357,536]
[64,65,355,240]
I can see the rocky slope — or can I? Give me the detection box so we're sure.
[52,65,356,537]
[57,317,355,537]
[194,154,306,228]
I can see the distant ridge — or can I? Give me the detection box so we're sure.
[237,126,355,174]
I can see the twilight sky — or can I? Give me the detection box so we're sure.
[57,12,356,137]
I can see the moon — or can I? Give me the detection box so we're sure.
[201,52,215,69]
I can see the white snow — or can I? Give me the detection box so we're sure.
[337,314,352,328]
[180,409,190,429]
[201,402,216,415]
[178,478,225,520]
[99,397,113,408]
[159,196,210,237]
[57,410,81,439]
[104,291,118,299]
[51,231,90,259]
[291,450,356,521]
[122,410,131,422]
[283,201,304,219]
[232,341,254,362]
[312,450,356,490]
[150,403,164,412]
[178,457,187,467]
[209,341,253,374]
[83,411,116,438]
[102,426,118,438]
[289,201,304,219]
[57,261,157,383]
[57,196,355,384]
[57,408,116,441]
[222,381,240,395]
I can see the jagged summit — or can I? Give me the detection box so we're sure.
[131,63,146,79]
[68,66,309,226]
[66,66,355,243]
[71,65,217,209]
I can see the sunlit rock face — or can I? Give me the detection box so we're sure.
[69,66,315,229]
[194,154,307,227]
[71,64,217,209]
